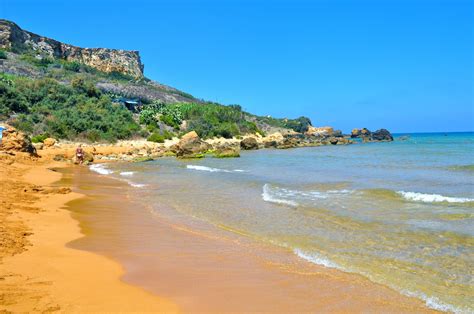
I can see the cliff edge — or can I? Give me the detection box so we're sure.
[0,19,144,78]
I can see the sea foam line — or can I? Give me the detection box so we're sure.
[120,171,135,177]
[186,165,244,173]
[397,191,474,203]
[89,164,113,175]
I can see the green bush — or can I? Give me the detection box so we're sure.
[31,133,49,143]
[0,50,7,59]
[147,132,165,143]
[63,61,81,72]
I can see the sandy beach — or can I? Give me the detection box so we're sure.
[0,152,178,312]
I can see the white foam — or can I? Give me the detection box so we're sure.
[186,165,244,173]
[262,184,299,207]
[127,181,146,188]
[402,290,468,314]
[294,249,341,270]
[120,171,135,177]
[89,164,113,175]
[398,191,474,203]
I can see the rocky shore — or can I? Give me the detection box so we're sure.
[0,126,394,164]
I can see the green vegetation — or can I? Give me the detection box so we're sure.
[139,101,263,139]
[255,115,312,133]
[31,133,49,143]
[0,74,140,142]
[0,50,7,59]
[147,130,174,143]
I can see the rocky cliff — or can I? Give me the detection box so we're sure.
[0,19,144,78]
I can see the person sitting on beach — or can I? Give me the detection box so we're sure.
[76,144,84,165]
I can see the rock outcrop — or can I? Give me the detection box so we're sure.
[351,128,393,142]
[240,137,259,150]
[175,131,211,158]
[0,126,37,155]
[372,129,394,141]
[213,142,240,158]
[0,19,144,78]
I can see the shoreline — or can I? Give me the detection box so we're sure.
[65,160,439,313]
[0,154,178,312]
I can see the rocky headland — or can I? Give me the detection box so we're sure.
[0,19,144,78]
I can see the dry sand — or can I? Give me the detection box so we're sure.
[0,153,178,312]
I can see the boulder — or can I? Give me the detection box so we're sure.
[175,131,211,158]
[276,137,299,149]
[0,126,37,155]
[213,142,240,158]
[372,129,394,142]
[329,137,339,145]
[264,140,278,148]
[43,137,56,147]
[351,128,371,138]
[240,137,259,150]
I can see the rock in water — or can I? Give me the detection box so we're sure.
[0,126,37,155]
[175,131,211,158]
[213,142,240,158]
[240,137,259,150]
[372,129,394,141]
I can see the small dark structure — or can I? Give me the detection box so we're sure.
[113,97,142,112]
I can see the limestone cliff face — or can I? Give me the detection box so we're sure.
[0,19,144,78]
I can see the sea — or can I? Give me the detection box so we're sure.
[90,132,474,313]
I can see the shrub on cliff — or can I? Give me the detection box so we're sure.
[0,75,140,142]
[0,50,7,59]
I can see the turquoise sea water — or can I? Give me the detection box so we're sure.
[91,132,474,313]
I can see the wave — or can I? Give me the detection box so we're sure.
[186,165,244,173]
[89,164,113,175]
[397,191,474,204]
[402,290,468,314]
[262,184,299,207]
[120,171,135,177]
[294,249,342,270]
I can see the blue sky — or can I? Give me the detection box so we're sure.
[1,0,473,132]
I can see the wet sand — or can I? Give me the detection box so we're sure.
[66,165,438,313]
[0,155,178,312]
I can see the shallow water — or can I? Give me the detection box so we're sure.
[95,132,474,313]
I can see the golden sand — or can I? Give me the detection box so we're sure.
[0,154,178,312]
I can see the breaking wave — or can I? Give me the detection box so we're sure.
[262,184,299,207]
[186,165,244,173]
[120,171,135,177]
[89,164,113,175]
[397,191,474,204]
[261,184,353,207]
